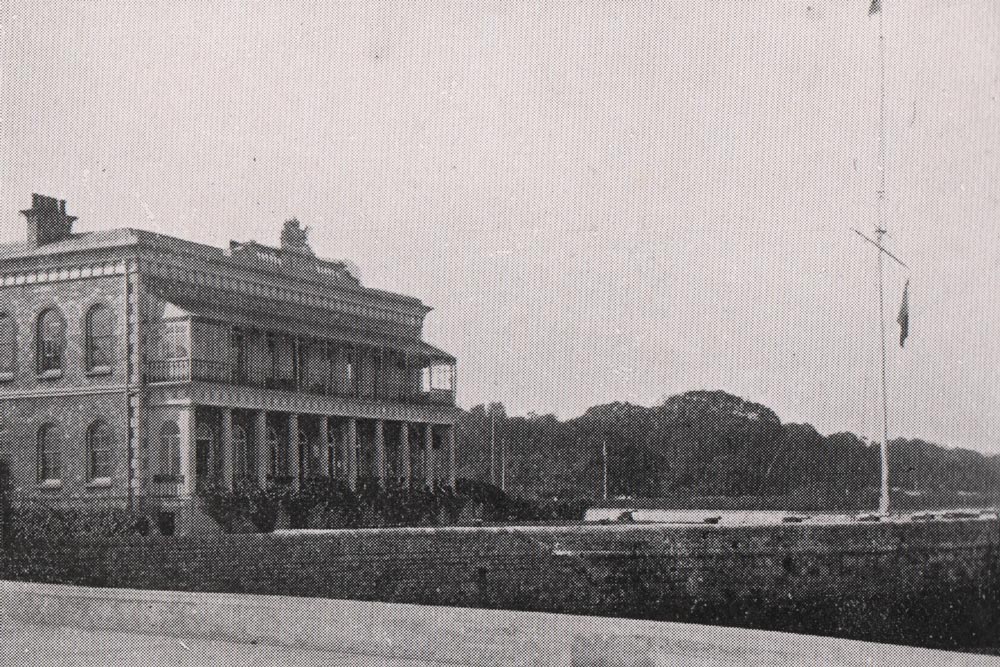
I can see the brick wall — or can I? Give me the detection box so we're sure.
[0,271,131,505]
[1,394,130,505]
[0,273,128,390]
[4,520,998,650]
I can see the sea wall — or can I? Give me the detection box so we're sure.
[2,520,997,651]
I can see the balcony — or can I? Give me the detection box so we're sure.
[145,359,229,383]
[145,357,456,407]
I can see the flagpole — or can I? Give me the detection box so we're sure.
[876,231,891,516]
[489,407,496,486]
[875,1,891,515]
[602,439,608,501]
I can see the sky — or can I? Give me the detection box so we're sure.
[2,1,998,454]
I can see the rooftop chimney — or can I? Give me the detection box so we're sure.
[20,194,77,248]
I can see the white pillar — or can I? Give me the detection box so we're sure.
[220,408,234,490]
[445,424,456,489]
[373,419,385,482]
[288,414,300,490]
[424,423,434,487]
[180,406,196,496]
[317,417,330,477]
[254,410,268,486]
[399,422,411,486]
[345,418,358,490]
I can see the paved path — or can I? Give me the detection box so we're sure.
[2,623,442,667]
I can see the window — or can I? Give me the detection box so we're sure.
[230,330,246,384]
[37,308,66,373]
[266,334,278,382]
[0,313,14,376]
[233,425,249,479]
[85,304,113,371]
[423,363,455,391]
[343,348,355,394]
[159,422,181,477]
[299,429,310,475]
[158,321,188,360]
[86,421,113,480]
[37,423,61,482]
[195,422,214,488]
[267,426,280,476]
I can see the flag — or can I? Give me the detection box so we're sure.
[869,0,881,15]
[897,279,909,347]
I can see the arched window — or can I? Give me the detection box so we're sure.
[0,313,14,376]
[159,422,181,477]
[36,309,66,373]
[267,426,280,476]
[37,423,61,482]
[85,304,113,371]
[86,420,113,480]
[233,425,249,480]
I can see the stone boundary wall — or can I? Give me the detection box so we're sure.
[0,579,992,666]
[3,521,998,650]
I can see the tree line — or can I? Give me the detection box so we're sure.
[456,390,1000,509]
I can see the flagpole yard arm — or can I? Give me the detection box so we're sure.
[851,229,908,268]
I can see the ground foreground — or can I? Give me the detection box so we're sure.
[1,580,995,666]
[2,623,444,667]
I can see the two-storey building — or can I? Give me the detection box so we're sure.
[0,194,459,533]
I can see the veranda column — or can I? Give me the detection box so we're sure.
[445,424,456,489]
[254,410,268,486]
[220,408,234,490]
[345,417,358,490]
[399,422,411,486]
[373,419,386,482]
[180,406,197,495]
[424,423,434,487]
[288,414,300,490]
[317,417,330,477]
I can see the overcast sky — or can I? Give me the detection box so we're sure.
[2,1,998,454]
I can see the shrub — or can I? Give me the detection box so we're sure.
[437,484,468,524]
[381,479,424,527]
[5,504,150,542]
[282,476,332,529]
[197,481,282,533]
[0,460,11,547]
[456,478,542,523]
[246,484,283,533]
[305,477,363,529]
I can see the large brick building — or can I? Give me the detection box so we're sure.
[0,194,459,532]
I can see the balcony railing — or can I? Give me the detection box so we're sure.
[145,358,456,406]
[145,359,229,383]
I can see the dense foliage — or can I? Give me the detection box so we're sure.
[193,476,589,533]
[198,478,483,532]
[457,390,1000,508]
